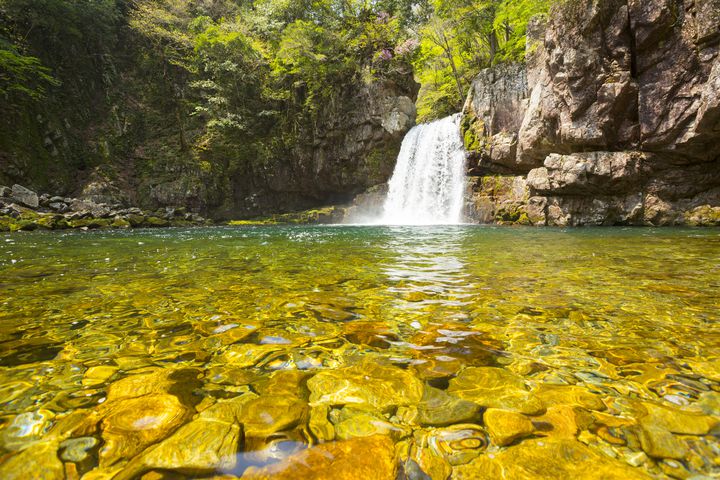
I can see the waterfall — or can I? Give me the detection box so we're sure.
[378,114,466,225]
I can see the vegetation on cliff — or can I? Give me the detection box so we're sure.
[0,0,550,216]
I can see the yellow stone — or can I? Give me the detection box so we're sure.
[99,393,190,467]
[533,384,606,411]
[106,368,201,402]
[638,424,688,460]
[484,408,534,446]
[641,402,719,435]
[0,441,64,480]
[452,438,652,480]
[82,366,119,386]
[240,396,308,438]
[308,362,424,413]
[448,367,544,415]
[242,435,397,480]
[532,405,584,439]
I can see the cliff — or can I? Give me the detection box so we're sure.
[462,0,720,226]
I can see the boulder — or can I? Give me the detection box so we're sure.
[241,435,397,480]
[11,184,39,208]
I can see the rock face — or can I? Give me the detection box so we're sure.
[231,79,419,218]
[462,0,720,226]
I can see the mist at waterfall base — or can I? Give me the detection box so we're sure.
[366,114,467,225]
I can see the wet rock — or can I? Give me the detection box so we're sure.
[116,394,255,480]
[638,424,687,460]
[640,402,719,435]
[11,185,39,208]
[218,344,284,368]
[415,386,481,427]
[0,440,64,480]
[59,436,99,462]
[452,438,652,480]
[534,384,606,411]
[411,423,488,479]
[333,407,398,440]
[99,394,190,467]
[536,405,595,440]
[242,435,397,480]
[106,367,201,404]
[240,396,308,438]
[308,405,335,442]
[308,362,424,413]
[82,365,118,386]
[1,409,54,450]
[483,408,534,446]
[447,367,544,414]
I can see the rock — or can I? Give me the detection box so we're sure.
[534,384,607,411]
[527,152,645,196]
[411,423,488,479]
[59,436,99,462]
[640,402,718,435]
[0,440,65,480]
[415,386,481,427]
[242,435,397,480]
[240,396,308,438]
[483,408,534,446]
[116,394,255,480]
[99,394,190,467]
[0,186,11,197]
[1,409,54,450]
[308,405,335,442]
[308,362,424,413]
[453,438,652,480]
[638,424,687,460]
[11,184,39,208]
[105,367,201,404]
[82,365,118,386]
[447,367,544,414]
[532,405,591,439]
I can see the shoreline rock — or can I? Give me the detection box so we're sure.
[0,184,212,232]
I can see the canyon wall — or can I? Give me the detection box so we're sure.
[462,0,720,226]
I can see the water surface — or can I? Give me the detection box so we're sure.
[0,226,718,479]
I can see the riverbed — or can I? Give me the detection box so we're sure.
[0,226,718,479]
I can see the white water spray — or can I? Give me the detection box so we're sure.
[377,114,467,225]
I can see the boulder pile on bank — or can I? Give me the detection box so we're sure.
[0,184,211,232]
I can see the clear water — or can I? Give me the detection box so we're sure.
[0,226,718,479]
[379,115,467,225]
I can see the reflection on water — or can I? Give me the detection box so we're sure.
[0,226,718,479]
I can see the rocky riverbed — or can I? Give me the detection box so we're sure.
[0,184,211,232]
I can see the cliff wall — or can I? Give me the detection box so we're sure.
[463,0,720,226]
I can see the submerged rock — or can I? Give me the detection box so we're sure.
[448,367,544,414]
[414,386,482,427]
[452,438,652,479]
[115,394,255,480]
[242,435,397,480]
[483,408,534,446]
[99,394,190,467]
[308,362,424,412]
[0,440,64,480]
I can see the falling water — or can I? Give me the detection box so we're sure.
[378,114,467,225]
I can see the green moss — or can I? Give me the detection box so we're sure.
[229,206,343,226]
[145,216,171,227]
[111,218,131,229]
[460,112,486,153]
[126,214,146,228]
[68,218,111,229]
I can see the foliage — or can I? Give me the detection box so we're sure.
[414,0,551,122]
[0,0,552,195]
